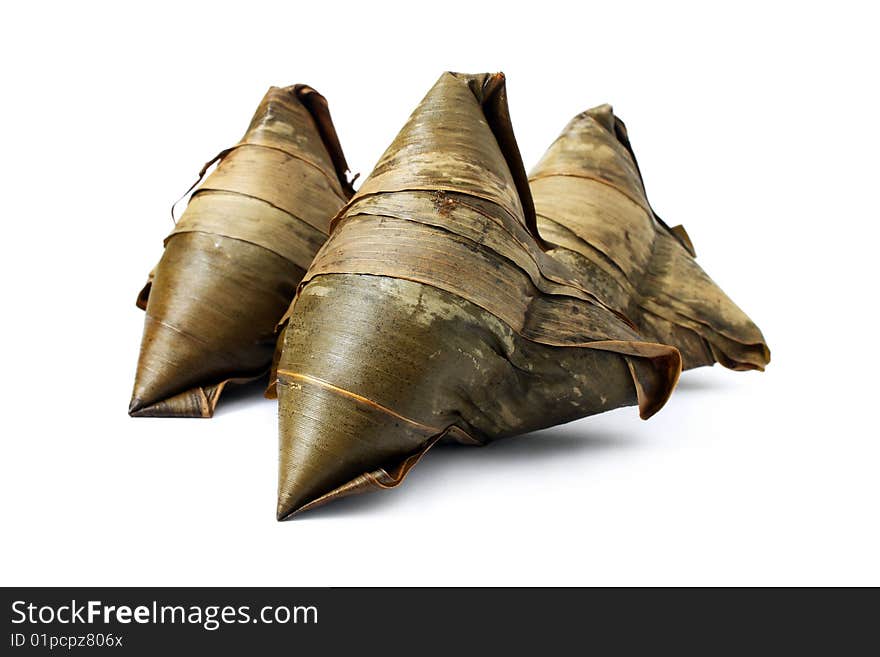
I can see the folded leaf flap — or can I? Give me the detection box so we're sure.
[453,72,543,246]
[610,113,696,257]
[292,84,356,198]
[128,381,228,418]
[707,333,770,372]
[278,434,443,520]
[584,103,616,133]
[136,281,150,310]
[585,341,682,419]
[639,228,770,370]
[135,266,156,309]
[669,224,696,257]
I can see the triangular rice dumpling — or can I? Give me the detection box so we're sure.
[130,84,353,417]
[273,73,682,519]
[530,105,770,371]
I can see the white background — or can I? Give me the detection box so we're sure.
[1,1,877,586]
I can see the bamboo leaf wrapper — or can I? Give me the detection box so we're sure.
[130,85,353,417]
[530,105,770,371]
[273,73,682,519]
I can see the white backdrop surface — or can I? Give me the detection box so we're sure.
[1,1,877,586]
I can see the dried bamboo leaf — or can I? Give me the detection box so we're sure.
[274,72,682,519]
[530,105,770,371]
[130,85,352,418]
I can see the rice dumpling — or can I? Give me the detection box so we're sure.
[273,72,682,519]
[530,105,770,371]
[130,84,353,417]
